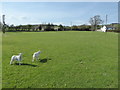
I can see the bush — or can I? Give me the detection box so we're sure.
[107,30,120,33]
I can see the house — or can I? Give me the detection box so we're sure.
[99,25,116,32]
[106,25,116,30]
[111,23,119,26]
[33,25,41,31]
[54,25,59,31]
[41,25,47,31]
[32,24,60,31]
[41,24,60,31]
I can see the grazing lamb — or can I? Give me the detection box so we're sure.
[10,53,22,65]
[32,51,41,62]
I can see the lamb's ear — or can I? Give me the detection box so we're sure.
[20,53,22,55]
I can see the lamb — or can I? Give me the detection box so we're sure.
[10,53,22,65]
[32,50,41,62]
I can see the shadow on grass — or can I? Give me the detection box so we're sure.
[15,63,38,67]
[39,58,51,63]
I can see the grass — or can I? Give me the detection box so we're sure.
[2,31,118,88]
[0,32,2,89]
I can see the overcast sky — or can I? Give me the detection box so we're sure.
[1,2,118,26]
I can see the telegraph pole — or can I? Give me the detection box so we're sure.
[106,15,108,25]
[118,1,120,31]
[2,15,6,34]
[71,21,72,31]
[0,16,1,31]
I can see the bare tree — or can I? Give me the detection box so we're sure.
[0,21,2,31]
[89,15,104,31]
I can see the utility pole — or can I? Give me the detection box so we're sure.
[71,21,72,31]
[3,15,5,24]
[0,17,1,30]
[118,1,120,31]
[106,15,108,25]
[2,15,6,34]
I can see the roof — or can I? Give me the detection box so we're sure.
[106,25,116,28]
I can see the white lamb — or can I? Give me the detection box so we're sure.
[32,50,41,62]
[10,53,22,65]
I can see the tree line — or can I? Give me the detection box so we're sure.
[4,24,94,32]
[0,15,119,33]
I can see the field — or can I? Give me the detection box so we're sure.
[0,32,2,89]
[2,31,118,88]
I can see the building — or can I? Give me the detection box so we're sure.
[106,25,116,30]
[99,25,116,32]
[100,25,107,32]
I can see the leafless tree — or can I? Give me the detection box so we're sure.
[89,15,104,31]
[0,21,2,31]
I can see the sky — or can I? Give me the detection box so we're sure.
[1,2,118,26]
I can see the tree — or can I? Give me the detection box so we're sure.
[0,22,3,31]
[58,24,64,31]
[27,24,32,31]
[89,15,104,31]
[79,24,91,31]
[72,25,79,31]
[9,24,15,32]
[45,23,54,31]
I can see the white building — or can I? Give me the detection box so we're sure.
[101,25,107,32]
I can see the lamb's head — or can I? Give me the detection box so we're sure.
[38,50,41,54]
[19,53,22,56]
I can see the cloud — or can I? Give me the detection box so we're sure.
[2,2,117,26]
[53,22,64,25]
[5,15,31,25]
[21,16,28,20]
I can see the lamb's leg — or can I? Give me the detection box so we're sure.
[19,61,21,65]
[10,59,13,65]
[19,63,21,65]
[10,60,13,65]
[32,57,35,62]
[36,56,39,61]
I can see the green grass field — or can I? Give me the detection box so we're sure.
[2,31,118,88]
[0,32,2,89]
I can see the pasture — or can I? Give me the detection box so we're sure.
[0,32,2,89]
[2,31,118,88]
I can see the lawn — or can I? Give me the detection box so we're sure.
[0,32,2,89]
[2,31,118,88]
